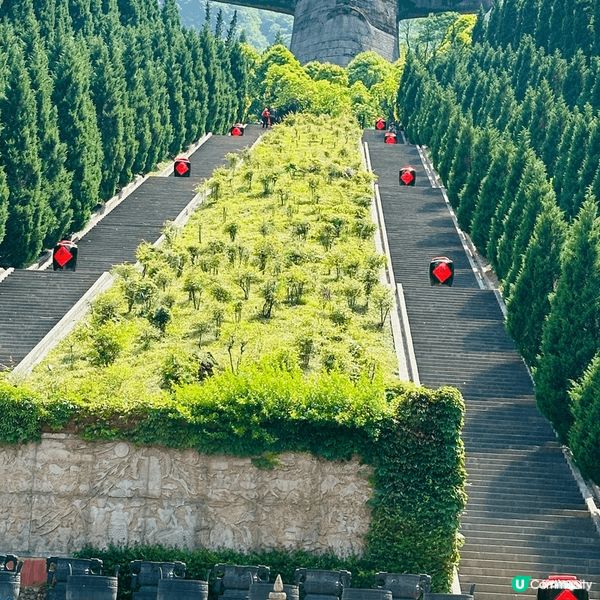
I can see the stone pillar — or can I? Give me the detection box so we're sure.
[290,0,399,66]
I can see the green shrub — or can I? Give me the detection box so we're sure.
[0,382,45,443]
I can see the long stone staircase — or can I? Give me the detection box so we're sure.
[0,127,262,370]
[364,129,600,600]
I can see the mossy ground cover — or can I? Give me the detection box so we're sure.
[0,115,466,590]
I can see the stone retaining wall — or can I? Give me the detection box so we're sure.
[0,434,372,556]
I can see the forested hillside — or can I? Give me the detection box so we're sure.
[0,0,248,268]
[177,0,292,49]
[398,0,600,481]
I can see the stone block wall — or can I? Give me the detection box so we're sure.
[0,434,372,556]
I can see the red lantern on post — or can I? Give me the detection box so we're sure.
[429,256,454,286]
[52,240,78,271]
[375,118,387,130]
[230,124,245,136]
[384,131,397,144]
[174,156,191,178]
[399,166,416,186]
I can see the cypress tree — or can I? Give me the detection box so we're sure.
[548,0,569,52]
[544,50,568,97]
[471,142,516,251]
[552,110,576,198]
[436,109,462,184]
[89,36,126,200]
[161,0,187,153]
[528,79,555,153]
[122,31,152,175]
[557,106,593,217]
[496,156,549,281]
[594,0,600,55]
[569,354,600,483]
[456,126,498,232]
[535,196,600,440]
[187,29,209,140]
[535,0,553,50]
[497,0,519,46]
[429,90,456,166]
[17,4,74,245]
[0,167,8,247]
[562,50,589,107]
[573,117,600,214]
[486,137,535,269]
[0,39,45,266]
[52,33,103,230]
[447,119,475,208]
[506,198,567,366]
[229,40,249,122]
[513,37,540,101]
[504,173,557,290]
[540,99,569,171]
[200,26,223,133]
[515,0,539,41]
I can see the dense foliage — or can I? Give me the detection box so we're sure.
[248,46,403,128]
[397,2,600,479]
[0,0,249,267]
[482,0,600,57]
[29,116,397,403]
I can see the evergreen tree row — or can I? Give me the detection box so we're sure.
[479,0,600,58]
[0,0,248,267]
[430,39,600,219]
[397,54,600,481]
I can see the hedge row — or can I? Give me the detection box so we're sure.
[0,371,466,591]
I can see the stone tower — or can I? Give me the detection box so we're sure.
[214,0,489,66]
[292,0,399,65]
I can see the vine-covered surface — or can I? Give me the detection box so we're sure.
[1,116,466,590]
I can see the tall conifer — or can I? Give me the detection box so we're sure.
[535,196,600,440]
[506,199,567,365]
[0,39,45,266]
[52,33,103,229]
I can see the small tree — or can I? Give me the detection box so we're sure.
[224,221,239,242]
[342,281,362,310]
[89,325,121,366]
[191,319,211,346]
[149,305,171,334]
[183,273,203,309]
[260,279,279,318]
[372,285,393,327]
[233,268,259,300]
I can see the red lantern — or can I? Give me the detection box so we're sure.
[399,166,416,186]
[174,156,191,177]
[52,240,78,271]
[375,118,387,130]
[429,256,454,286]
[230,124,245,136]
